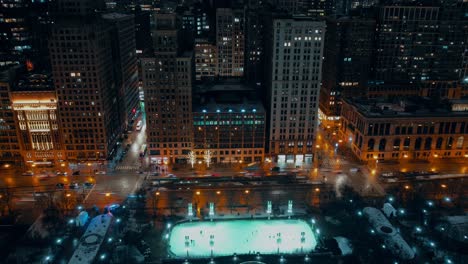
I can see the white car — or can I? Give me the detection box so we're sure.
[167,174,177,178]
[95,171,106,175]
[22,171,34,176]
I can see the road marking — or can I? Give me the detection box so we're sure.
[83,184,96,204]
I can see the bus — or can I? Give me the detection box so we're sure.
[140,144,147,157]
[136,120,142,131]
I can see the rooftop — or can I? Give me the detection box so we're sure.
[194,80,264,113]
[344,97,468,118]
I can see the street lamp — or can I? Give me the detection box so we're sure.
[153,192,160,216]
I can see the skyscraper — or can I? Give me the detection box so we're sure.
[141,13,193,165]
[267,17,326,165]
[216,8,244,77]
[103,13,140,130]
[375,2,466,84]
[0,66,22,166]
[320,16,375,123]
[49,0,124,163]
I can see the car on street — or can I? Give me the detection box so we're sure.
[69,182,79,189]
[150,172,159,176]
[72,171,80,175]
[167,174,177,178]
[83,182,94,188]
[55,183,65,189]
[56,171,68,176]
[22,171,34,176]
[95,171,106,175]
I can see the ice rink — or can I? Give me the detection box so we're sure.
[168,219,316,257]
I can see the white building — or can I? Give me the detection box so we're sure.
[268,17,326,165]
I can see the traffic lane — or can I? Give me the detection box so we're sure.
[83,171,142,208]
[148,183,330,211]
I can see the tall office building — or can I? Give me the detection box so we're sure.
[134,7,152,54]
[375,2,466,84]
[216,8,244,77]
[0,66,22,166]
[141,13,193,165]
[244,2,268,86]
[267,17,326,165]
[0,0,53,68]
[194,38,218,81]
[49,0,123,162]
[103,13,140,130]
[274,0,337,17]
[320,16,375,123]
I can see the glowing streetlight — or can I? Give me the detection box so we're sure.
[196,191,200,195]
[105,193,111,197]
[156,192,160,196]
[314,187,320,192]
[216,191,221,195]
[404,185,410,190]
[244,190,250,194]
[66,193,71,197]
[441,184,447,188]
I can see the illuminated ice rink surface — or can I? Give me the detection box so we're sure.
[168,219,316,257]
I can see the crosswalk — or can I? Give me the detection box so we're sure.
[115,165,140,171]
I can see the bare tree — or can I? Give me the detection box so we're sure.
[204,150,212,168]
[187,150,196,168]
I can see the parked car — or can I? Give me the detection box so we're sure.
[69,182,79,189]
[22,171,34,176]
[56,170,68,176]
[83,182,94,189]
[95,171,106,175]
[72,171,80,176]
[55,183,65,189]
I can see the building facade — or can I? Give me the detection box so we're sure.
[142,13,193,165]
[0,66,22,166]
[339,98,468,162]
[103,13,140,130]
[319,16,375,125]
[49,2,122,163]
[267,17,326,165]
[11,89,64,166]
[375,2,467,84]
[216,8,244,77]
[194,38,218,81]
[193,104,266,164]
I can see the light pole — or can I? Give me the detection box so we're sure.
[153,192,160,217]
[244,190,250,213]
